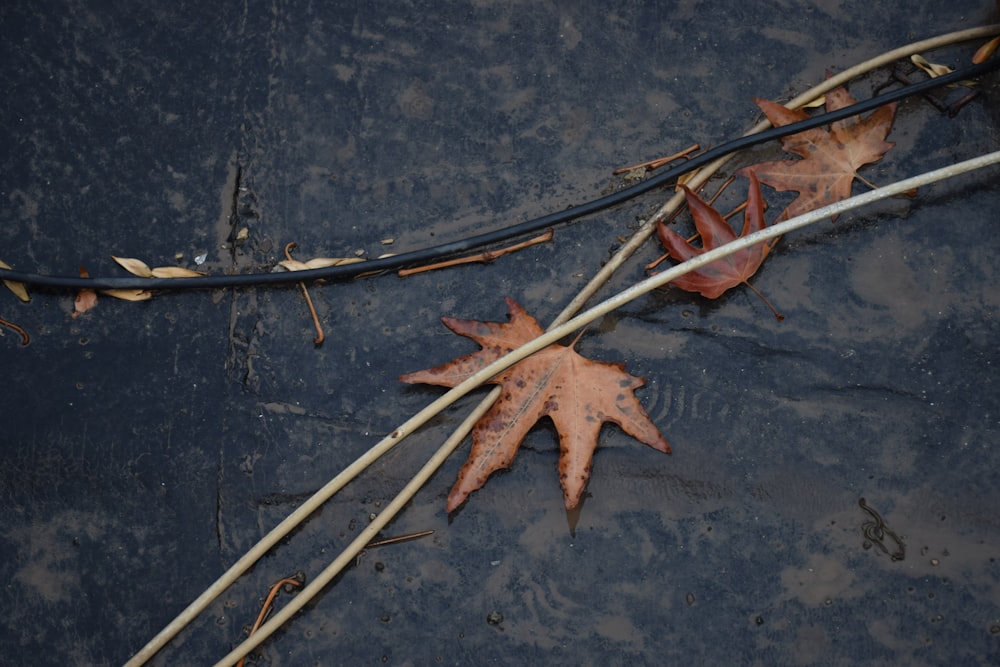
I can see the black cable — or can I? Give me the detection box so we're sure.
[3,56,998,291]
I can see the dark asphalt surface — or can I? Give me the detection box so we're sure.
[2,2,999,665]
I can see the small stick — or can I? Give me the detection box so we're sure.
[235,575,304,667]
[948,89,980,117]
[705,176,735,207]
[284,243,325,345]
[891,68,949,113]
[364,529,434,549]
[644,207,688,271]
[0,317,29,346]
[612,143,700,174]
[723,201,749,221]
[398,229,553,277]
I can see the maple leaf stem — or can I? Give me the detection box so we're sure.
[612,143,700,174]
[285,242,325,346]
[0,316,30,346]
[742,280,784,322]
[724,200,749,221]
[235,576,304,667]
[396,229,554,276]
[856,174,879,191]
[644,251,671,271]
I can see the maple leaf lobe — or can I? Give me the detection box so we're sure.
[399,298,670,511]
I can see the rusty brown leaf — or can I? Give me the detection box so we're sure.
[399,298,670,511]
[658,172,775,299]
[738,85,896,220]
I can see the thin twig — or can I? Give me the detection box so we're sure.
[234,576,304,667]
[612,143,700,174]
[0,317,29,346]
[284,242,325,345]
[397,230,553,277]
[723,201,749,221]
[364,530,435,548]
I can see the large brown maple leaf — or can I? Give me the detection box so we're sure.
[399,298,670,511]
[737,85,897,219]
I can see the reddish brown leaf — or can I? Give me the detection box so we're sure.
[399,298,670,511]
[738,85,897,219]
[657,172,775,300]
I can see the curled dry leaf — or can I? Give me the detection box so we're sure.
[278,256,365,271]
[102,289,153,301]
[674,168,701,190]
[112,256,154,278]
[911,54,953,78]
[150,266,205,278]
[0,259,30,302]
[277,259,311,272]
[113,256,204,279]
[973,36,1000,64]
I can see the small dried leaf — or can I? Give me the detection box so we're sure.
[102,289,153,301]
[278,259,311,272]
[973,36,1000,64]
[72,265,98,317]
[801,96,826,109]
[150,266,205,278]
[0,259,30,302]
[305,256,364,268]
[112,256,154,278]
[674,168,700,190]
[911,54,953,78]
[279,257,365,271]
